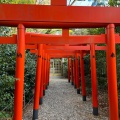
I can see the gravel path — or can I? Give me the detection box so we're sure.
[23,78,108,120]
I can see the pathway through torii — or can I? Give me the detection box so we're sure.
[0,0,119,120]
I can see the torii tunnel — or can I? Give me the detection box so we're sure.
[0,0,120,120]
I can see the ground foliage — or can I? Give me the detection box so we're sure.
[0,44,36,118]
[62,59,68,78]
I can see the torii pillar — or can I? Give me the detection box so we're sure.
[13,24,25,120]
[73,58,76,88]
[39,51,44,105]
[106,24,119,120]
[33,44,43,120]
[68,58,71,82]
[46,55,50,87]
[90,43,98,116]
[47,56,50,86]
[42,51,46,96]
[75,53,80,94]
[71,58,74,85]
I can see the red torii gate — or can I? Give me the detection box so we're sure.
[0,27,118,120]
[0,31,108,119]
[29,39,106,116]
[0,0,119,120]
[1,33,120,44]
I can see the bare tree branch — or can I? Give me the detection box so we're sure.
[70,0,77,6]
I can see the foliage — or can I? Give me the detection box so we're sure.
[24,51,36,103]
[0,0,35,4]
[84,48,107,94]
[0,46,36,118]
[62,59,68,78]
[70,29,88,35]
[108,0,120,6]
[88,28,105,35]
[0,45,16,118]
[0,27,11,36]
[84,55,91,94]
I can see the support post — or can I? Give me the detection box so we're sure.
[106,24,119,120]
[75,53,80,94]
[33,44,43,120]
[43,52,46,96]
[73,58,76,89]
[72,59,74,85]
[80,51,86,101]
[90,43,98,116]
[44,53,47,90]
[13,24,25,120]
[39,51,43,105]
[47,56,50,86]
[68,58,70,82]
[39,50,44,105]
[46,55,49,89]
[71,58,74,85]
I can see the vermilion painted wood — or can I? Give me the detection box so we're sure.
[42,51,46,96]
[1,34,120,45]
[1,3,118,119]
[50,56,74,58]
[68,58,70,82]
[30,47,105,56]
[71,59,73,84]
[46,56,49,86]
[75,53,79,90]
[44,45,90,50]
[1,4,120,28]
[44,45,84,50]
[43,53,47,93]
[45,50,76,54]
[33,44,43,119]
[106,24,119,120]
[48,56,50,85]
[25,44,37,49]
[25,44,106,51]
[62,29,69,37]
[25,34,106,45]
[44,53,48,90]
[2,1,119,119]
[30,49,90,58]
[30,52,75,56]
[50,54,75,57]
[45,54,48,88]
[90,43,98,115]
[73,59,76,88]
[0,35,17,44]
[28,45,106,51]
[39,51,44,101]
[46,56,50,86]
[72,59,75,85]
[30,49,76,54]
[13,24,25,120]
[51,0,67,6]
[30,49,90,59]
